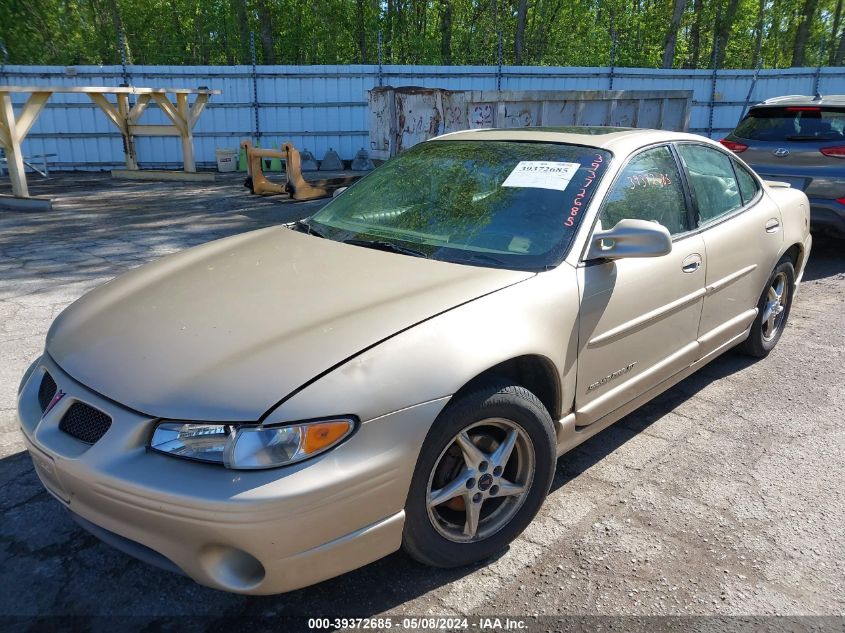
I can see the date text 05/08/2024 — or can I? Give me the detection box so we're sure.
[306,617,527,630]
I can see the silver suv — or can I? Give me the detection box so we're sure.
[722,95,845,237]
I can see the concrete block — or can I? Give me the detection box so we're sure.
[0,195,53,212]
[351,148,375,171]
[300,149,319,171]
[319,148,343,171]
[111,169,215,183]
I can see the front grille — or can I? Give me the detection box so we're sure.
[59,402,112,444]
[38,372,57,412]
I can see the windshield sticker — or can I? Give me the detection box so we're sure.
[564,153,605,228]
[501,161,581,192]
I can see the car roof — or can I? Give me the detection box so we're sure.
[431,126,713,154]
[752,94,845,108]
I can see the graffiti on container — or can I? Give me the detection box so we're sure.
[397,109,442,151]
[402,114,440,136]
[507,109,533,127]
[445,106,464,128]
[472,105,494,128]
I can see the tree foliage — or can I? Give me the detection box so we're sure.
[1,0,842,68]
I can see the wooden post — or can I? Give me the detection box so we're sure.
[0,93,28,197]
[89,93,136,170]
[152,92,194,172]
[116,93,138,170]
[0,91,51,198]
[176,93,195,172]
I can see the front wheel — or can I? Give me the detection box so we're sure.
[740,258,795,358]
[402,381,556,568]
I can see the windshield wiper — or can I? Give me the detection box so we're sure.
[457,252,511,267]
[343,238,428,258]
[292,219,326,238]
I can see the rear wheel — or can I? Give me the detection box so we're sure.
[402,381,556,568]
[740,258,795,358]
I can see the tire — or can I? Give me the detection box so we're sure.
[740,257,795,358]
[402,380,556,568]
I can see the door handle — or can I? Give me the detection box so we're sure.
[681,253,702,273]
[765,218,781,233]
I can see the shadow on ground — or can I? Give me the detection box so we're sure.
[801,235,844,281]
[0,173,327,290]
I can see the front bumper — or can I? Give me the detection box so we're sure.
[18,354,448,594]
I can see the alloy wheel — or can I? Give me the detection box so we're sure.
[425,418,535,543]
[761,271,789,341]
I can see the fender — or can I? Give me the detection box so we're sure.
[264,265,581,426]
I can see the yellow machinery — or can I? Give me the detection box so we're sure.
[241,141,360,201]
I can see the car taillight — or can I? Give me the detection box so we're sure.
[837,197,845,205]
[720,139,748,153]
[820,146,845,158]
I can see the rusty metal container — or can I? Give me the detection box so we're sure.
[368,87,693,159]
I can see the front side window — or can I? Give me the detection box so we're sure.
[600,146,690,236]
[309,141,611,271]
[677,144,743,224]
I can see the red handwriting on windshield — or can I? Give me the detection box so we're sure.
[565,154,604,228]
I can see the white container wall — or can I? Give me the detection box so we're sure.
[1,65,843,171]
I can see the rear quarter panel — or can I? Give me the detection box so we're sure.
[766,184,812,271]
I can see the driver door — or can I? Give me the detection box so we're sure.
[575,145,706,427]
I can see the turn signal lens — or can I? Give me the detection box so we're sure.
[150,417,355,469]
[820,146,845,158]
[302,421,354,454]
[719,139,748,153]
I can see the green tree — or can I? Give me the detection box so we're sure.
[0,0,841,67]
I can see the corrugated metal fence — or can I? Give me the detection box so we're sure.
[2,64,843,171]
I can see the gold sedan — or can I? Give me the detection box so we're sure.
[18,128,811,594]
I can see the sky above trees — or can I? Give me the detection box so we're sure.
[1,0,842,68]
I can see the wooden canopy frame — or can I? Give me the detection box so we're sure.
[0,86,221,199]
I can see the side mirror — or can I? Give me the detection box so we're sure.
[586,218,672,261]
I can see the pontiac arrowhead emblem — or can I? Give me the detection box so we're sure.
[44,390,65,416]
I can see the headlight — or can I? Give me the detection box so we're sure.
[149,418,355,470]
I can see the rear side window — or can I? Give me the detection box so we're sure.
[734,106,845,142]
[677,144,743,224]
[600,146,690,236]
[733,162,760,205]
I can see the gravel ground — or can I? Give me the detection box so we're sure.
[0,174,843,629]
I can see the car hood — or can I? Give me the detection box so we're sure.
[46,227,533,421]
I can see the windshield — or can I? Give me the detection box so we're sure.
[734,106,845,142]
[308,140,611,271]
